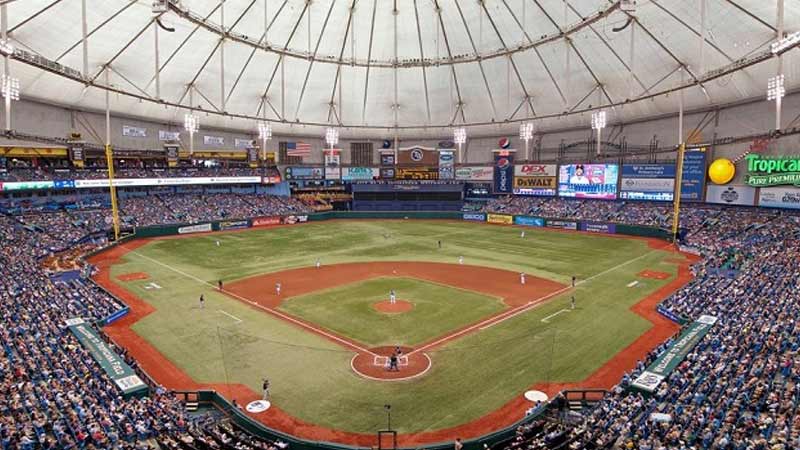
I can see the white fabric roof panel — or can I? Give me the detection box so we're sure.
[2,0,799,138]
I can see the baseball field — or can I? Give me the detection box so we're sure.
[92,220,693,444]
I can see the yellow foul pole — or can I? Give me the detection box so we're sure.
[671,143,686,243]
[104,68,120,241]
[105,144,121,241]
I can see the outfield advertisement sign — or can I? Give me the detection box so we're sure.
[631,315,717,393]
[546,219,578,230]
[456,166,494,181]
[705,184,756,206]
[66,318,148,398]
[758,186,800,209]
[681,149,707,201]
[620,164,676,201]
[744,154,800,187]
[73,177,262,188]
[487,213,513,225]
[178,223,212,234]
[514,216,545,227]
[251,216,282,227]
[493,154,515,193]
[580,222,616,234]
[513,164,557,196]
[0,180,56,191]
[282,215,308,224]
[219,220,249,231]
[463,213,487,221]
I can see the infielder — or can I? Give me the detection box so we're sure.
[520,273,526,285]
[275,282,281,296]
[389,289,396,304]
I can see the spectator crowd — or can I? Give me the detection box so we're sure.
[1,190,799,450]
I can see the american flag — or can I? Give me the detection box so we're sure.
[286,142,312,157]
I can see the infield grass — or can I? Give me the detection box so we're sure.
[109,220,684,434]
[279,277,505,347]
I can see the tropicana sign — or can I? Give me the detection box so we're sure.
[745,154,800,187]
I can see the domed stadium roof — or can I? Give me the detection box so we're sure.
[3,0,799,137]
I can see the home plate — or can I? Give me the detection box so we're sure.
[245,400,271,413]
[627,281,639,288]
[524,390,548,403]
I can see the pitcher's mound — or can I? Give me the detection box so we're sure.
[372,300,413,314]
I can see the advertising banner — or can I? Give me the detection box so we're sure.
[493,154,515,193]
[380,168,396,179]
[74,176,262,188]
[681,148,707,201]
[620,164,676,201]
[380,153,396,166]
[159,130,181,141]
[247,146,259,167]
[219,220,249,231]
[251,216,282,227]
[631,315,717,393]
[283,215,309,224]
[396,167,439,180]
[546,219,578,230]
[514,216,545,227]
[744,154,800,187]
[235,138,254,149]
[54,180,76,189]
[122,125,147,137]
[513,164,557,196]
[324,150,341,167]
[342,167,378,181]
[67,318,148,398]
[203,135,225,146]
[324,167,341,180]
[456,166,494,181]
[758,186,800,209]
[68,142,85,168]
[580,222,617,234]
[165,144,179,167]
[284,167,324,180]
[557,164,619,199]
[487,213,513,225]
[438,151,455,180]
[178,223,212,234]
[705,184,757,206]
[463,212,487,222]
[0,180,55,191]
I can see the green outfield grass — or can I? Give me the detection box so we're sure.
[279,277,505,347]
[109,220,682,434]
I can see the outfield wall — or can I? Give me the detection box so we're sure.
[126,211,671,241]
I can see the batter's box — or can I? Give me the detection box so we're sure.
[374,355,409,367]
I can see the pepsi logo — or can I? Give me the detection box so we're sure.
[498,137,510,149]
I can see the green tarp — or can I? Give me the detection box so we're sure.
[631,314,717,393]
[67,318,149,398]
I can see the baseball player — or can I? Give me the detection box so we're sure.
[315,258,321,269]
[458,256,464,265]
[199,294,205,309]
[389,289,396,304]
[275,282,281,296]
[520,273,526,285]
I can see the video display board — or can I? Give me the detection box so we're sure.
[557,164,619,199]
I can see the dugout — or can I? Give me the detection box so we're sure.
[350,183,464,211]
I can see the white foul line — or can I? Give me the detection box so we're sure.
[409,249,659,355]
[217,309,243,323]
[121,246,377,357]
[541,309,570,323]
